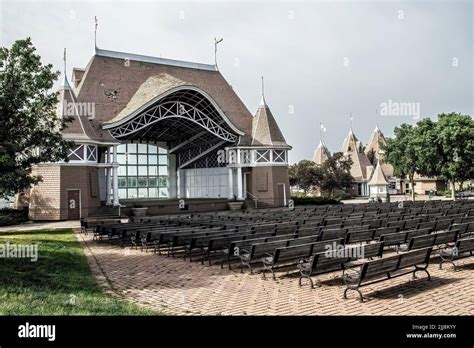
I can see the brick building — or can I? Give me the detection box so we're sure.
[27,47,291,220]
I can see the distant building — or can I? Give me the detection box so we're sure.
[311,125,445,197]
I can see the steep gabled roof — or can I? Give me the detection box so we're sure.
[251,97,289,147]
[312,141,330,164]
[67,47,254,144]
[365,125,386,158]
[348,150,373,182]
[341,129,362,153]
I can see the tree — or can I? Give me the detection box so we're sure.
[384,114,474,201]
[289,154,353,198]
[0,38,72,198]
[314,152,353,198]
[289,160,318,195]
[383,124,420,201]
[430,112,474,200]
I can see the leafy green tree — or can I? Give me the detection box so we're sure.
[422,113,474,200]
[0,38,72,198]
[289,160,318,195]
[314,152,353,198]
[384,114,474,201]
[383,124,420,201]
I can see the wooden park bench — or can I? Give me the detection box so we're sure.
[297,241,384,288]
[342,247,433,302]
[439,237,474,270]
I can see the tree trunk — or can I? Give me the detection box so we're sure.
[451,179,456,201]
[409,175,415,201]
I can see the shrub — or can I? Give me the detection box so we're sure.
[0,208,29,226]
[290,196,340,205]
[334,192,353,200]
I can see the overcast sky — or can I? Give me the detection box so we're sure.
[1,0,472,163]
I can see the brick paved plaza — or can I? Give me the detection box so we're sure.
[77,231,474,316]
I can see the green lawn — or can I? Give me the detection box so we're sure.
[0,228,161,315]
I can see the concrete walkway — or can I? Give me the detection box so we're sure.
[0,220,80,232]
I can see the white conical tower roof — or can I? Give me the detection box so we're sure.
[368,160,388,186]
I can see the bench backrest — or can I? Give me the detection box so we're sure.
[273,243,314,263]
[457,237,474,254]
[345,229,376,244]
[362,248,432,279]
[319,228,348,241]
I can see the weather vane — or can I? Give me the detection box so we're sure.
[214,37,223,69]
[94,16,98,49]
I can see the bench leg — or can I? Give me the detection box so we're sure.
[344,287,364,302]
[413,268,431,281]
[439,260,457,271]
[298,275,314,289]
[240,262,252,274]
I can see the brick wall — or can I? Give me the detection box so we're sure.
[250,166,290,207]
[29,165,62,220]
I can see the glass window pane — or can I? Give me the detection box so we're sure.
[138,177,147,187]
[138,155,148,165]
[148,166,157,175]
[148,145,158,154]
[127,144,137,153]
[158,147,167,154]
[118,166,126,175]
[127,166,137,176]
[118,189,127,199]
[158,176,168,187]
[159,188,169,198]
[159,155,168,165]
[138,144,147,153]
[127,188,138,198]
[118,177,127,188]
[149,155,157,165]
[117,144,126,153]
[128,177,137,187]
[128,154,137,165]
[159,166,167,176]
[117,154,126,164]
[138,188,148,198]
[149,177,157,187]
[148,188,158,197]
[138,166,147,175]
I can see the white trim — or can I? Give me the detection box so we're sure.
[95,48,217,72]
[103,85,245,137]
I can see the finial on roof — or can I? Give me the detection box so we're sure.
[61,48,71,89]
[320,122,327,145]
[259,75,267,106]
[94,16,98,51]
[214,37,223,69]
